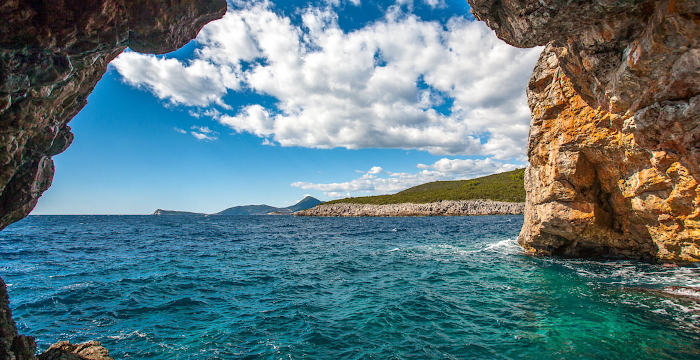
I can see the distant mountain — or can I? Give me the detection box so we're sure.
[214,204,282,216]
[153,209,205,216]
[152,196,322,216]
[285,196,322,212]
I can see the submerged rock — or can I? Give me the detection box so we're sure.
[467,0,699,263]
[296,200,524,217]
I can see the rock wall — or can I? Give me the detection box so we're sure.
[0,1,226,358]
[0,0,226,230]
[467,0,699,263]
[296,200,524,217]
[1,277,35,360]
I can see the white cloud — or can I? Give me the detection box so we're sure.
[423,0,446,9]
[191,125,214,134]
[176,125,218,141]
[191,131,218,141]
[219,104,275,137]
[368,166,383,174]
[188,125,218,141]
[292,158,520,198]
[113,2,540,160]
[112,52,237,108]
[322,0,361,7]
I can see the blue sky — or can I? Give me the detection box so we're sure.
[32,0,541,214]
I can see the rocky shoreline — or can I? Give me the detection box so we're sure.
[1,277,113,360]
[295,200,524,217]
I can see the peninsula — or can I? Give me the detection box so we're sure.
[297,169,525,217]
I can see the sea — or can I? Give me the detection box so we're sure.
[1,215,698,359]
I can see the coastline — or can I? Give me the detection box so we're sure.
[295,199,524,217]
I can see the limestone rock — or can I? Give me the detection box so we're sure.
[295,200,524,217]
[0,277,36,360]
[467,0,699,263]
[0,0,227,230]
[37,341,112,360]
[0,1,227,359]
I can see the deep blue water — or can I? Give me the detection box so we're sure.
[1,215,698,359]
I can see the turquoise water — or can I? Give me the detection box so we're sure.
[1,215,698,359]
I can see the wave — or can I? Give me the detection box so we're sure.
[545,257,700,288]
[663,286,700,300]
[482,238,522,254]
[106,330,150,341]
[389,238,523,261]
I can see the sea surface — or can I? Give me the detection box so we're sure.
[1,215,698,359]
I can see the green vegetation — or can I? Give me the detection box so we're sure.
[326,168,525,205]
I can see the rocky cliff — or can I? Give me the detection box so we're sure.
[0,0,226,358]
[0,0,226,230]
[467,0,699,263]
[296,200,524,217]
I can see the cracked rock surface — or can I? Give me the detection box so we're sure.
[0,0,226,231]
[468,0,699,263]
[0,1,226,358]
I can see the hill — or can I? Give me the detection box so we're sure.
[152,196,323,216]
[285,196,322,212]
[214,205,282,216]
[324,168,525,205]
[214,196,322,215]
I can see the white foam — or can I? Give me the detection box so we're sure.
[107,330,149,340]
[60,282,92,291]
[394,238,523,261]
[663,287,700,299]
[545,257,700,288]
[482,238,522,254]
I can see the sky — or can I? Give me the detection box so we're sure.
[32,0,542,215]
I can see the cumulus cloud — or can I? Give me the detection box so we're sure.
[291,158,520,198]
[112,53,237,108]
[113,1,540,159]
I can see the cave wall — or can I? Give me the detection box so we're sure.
[0,0,227,230]
[467,0,699,263]
[0,0,697,358]
[0,1,227,358]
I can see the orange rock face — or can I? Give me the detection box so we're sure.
[468,0,699,263]
[521,44,698,263]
